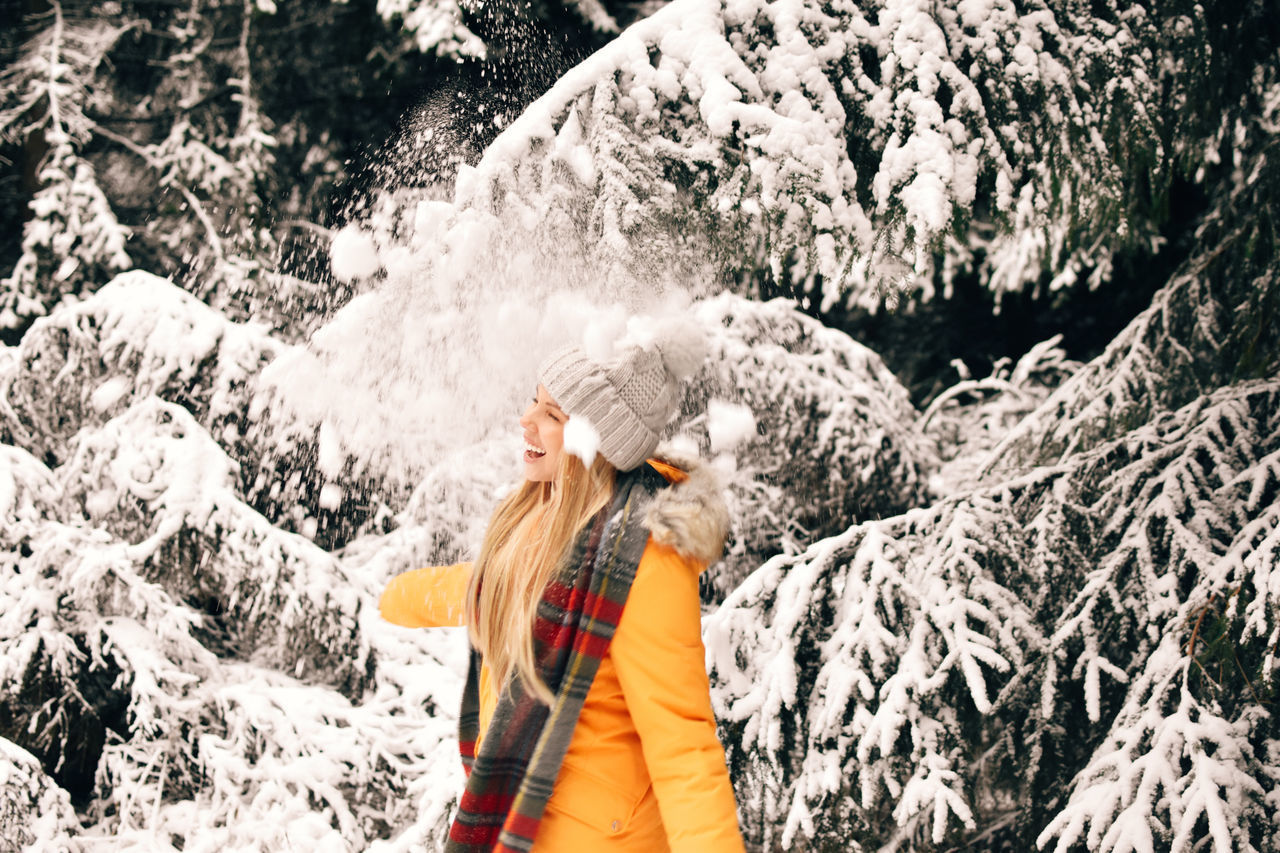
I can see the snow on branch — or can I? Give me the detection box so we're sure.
[2,345,466,849]
[0,139,132,323]
[371,0,1167,313]
[1,0,286,326]
[707,375,1280,851]
[93,658,457,850]
[923,335,1082,492]
[682,293,936,596]
[564,0,620,33]
[60,396,373,695]
[0,4,135,325]
[0,738,79,850]
[707,491,1035,849]
[3,271,282,464]
[2,448,220,817]
[984,70,1280,477]
[1036,380,1280,853]
[339,433,524,584]
[1,270,411,551]
[1038,639,1266,853]
[376,0,486,58]
[981,269,1217,474]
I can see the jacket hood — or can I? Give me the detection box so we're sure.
[643,449,729,566]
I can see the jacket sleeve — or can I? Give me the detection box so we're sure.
[611,541,746,853]
[378,563,473,628]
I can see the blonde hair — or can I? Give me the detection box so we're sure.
[466,450,617,704]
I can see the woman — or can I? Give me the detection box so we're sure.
[379,336,745,853]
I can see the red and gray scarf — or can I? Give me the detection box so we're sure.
[445,463,666,853]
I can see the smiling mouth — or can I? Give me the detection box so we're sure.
[524,441,546,459]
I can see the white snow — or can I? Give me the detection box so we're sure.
[706,399,756,454]
[89,376,131,413]
[375,0,484,58]
[318,483,343,511]
[329,226,381,282]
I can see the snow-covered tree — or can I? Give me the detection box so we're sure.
[0,2,132,327]
[708,376,1280,851]
[987,60,1280,474]
[703,17,1280,849]
[370,0,1194,320]
[682,293,936,595]
[1,0,647,340]
[0,737,79,850]
[921,335,1081,491]
[0,287,469,846]
[376,0,487,57]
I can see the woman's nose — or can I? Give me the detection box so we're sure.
[518,405,534,428]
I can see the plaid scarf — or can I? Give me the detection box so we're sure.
[446,463,666,853]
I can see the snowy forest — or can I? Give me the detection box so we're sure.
[2,0,1278,849]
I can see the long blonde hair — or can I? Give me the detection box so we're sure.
[466,450,617,704]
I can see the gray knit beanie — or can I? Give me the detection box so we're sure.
[538,328,706,471]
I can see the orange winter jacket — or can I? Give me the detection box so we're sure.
[379,459,745,853]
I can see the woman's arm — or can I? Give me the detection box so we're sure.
[378,563,473,628]
[611,542,746,853]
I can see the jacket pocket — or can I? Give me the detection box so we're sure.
[546,759,650,836]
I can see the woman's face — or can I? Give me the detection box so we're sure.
[519,384,566,482]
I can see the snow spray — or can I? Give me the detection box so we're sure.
[259,103,718,497]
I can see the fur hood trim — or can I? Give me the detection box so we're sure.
[643,450,729,566]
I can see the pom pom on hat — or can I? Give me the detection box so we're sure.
[538,319,708,471]
[615,315,707,380]
[650,317,709,381]
[562,415,601,467]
